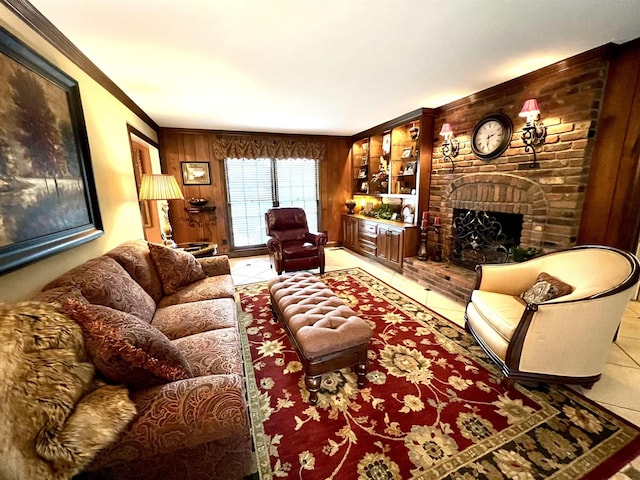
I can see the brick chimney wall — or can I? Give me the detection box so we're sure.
[428,54,609,261]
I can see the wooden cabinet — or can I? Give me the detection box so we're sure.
[341,215,418,272]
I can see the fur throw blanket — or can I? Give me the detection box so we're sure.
[0,301,137,480]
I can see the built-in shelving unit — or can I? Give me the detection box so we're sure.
[349,108,435,226]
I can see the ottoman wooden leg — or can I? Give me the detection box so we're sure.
[305,375,321,405]
[356,362,367,389]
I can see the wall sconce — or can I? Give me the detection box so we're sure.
[519,98,547,168]
[439,123,459,173]
[409,122,420,140]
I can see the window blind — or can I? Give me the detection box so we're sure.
[225,157,319,248]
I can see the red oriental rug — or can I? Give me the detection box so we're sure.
[237,268,640,480]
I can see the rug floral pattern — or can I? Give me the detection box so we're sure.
[237,268,640,480]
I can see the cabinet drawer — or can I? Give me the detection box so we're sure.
[360,221,378,240]
[359,242,377,256]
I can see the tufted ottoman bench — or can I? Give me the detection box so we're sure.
[268,272,372,405]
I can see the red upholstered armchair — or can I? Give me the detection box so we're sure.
[265,207,328,275]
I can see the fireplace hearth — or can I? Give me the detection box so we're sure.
[452,209,523,270]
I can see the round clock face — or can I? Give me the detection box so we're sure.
[471,113,513,160]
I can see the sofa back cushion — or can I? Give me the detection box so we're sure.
[43,256,156,323]
[105,240,164,303]
[148,242,206,295]
[63,299,193,389]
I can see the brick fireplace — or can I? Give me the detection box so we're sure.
[403,52,608,304]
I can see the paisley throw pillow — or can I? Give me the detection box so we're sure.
[521,272,573,304]
[148,242,206,295]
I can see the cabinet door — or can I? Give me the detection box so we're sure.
[342,216,358,249]
[376,225,389,261]
[377,225,404,267]
[386,227,404,266]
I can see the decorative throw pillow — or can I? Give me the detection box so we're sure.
[148,242,206,295]
[63,299,193,388]
[521,272,574,304]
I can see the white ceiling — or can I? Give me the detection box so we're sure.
[28,0,640,136]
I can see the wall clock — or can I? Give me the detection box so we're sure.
[471,113,513,160]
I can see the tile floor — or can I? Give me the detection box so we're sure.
[230,246,640,428]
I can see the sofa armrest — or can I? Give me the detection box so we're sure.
[475,262,539,296]
[304,231,328,246]
[266,237,283,253]
[198,255,231,277]
[91,374,247,468]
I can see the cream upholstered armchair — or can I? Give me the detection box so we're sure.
[465,245,640,388]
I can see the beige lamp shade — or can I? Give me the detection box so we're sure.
[139,174,184,201]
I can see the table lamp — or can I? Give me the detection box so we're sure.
[139,174,184,248]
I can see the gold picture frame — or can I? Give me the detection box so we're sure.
[181,162,211,185]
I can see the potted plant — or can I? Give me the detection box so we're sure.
[510,245,540,262]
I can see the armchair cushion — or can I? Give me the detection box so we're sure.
[470,291,525,343]
[282,241,319,259]
[521,272,574,304]
[63,300,193,388]
[148,242,206,295]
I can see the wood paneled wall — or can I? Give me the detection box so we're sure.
[159,129,350,255]
[578,38,640,251]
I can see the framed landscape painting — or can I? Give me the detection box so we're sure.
[0,27,103,275]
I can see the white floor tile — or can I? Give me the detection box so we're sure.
[577,363,640,413]
[608,343,640,368]
[598,403,640,427]
[615,337,640,367]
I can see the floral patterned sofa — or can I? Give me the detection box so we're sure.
[33,240,252,480]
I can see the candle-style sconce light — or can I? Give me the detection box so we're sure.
[439,123,459,173]
[409,122,420,140]
[519,98,547,168]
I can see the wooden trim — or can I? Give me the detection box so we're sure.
[504,305,537,371]
[502,369,601,388]
[127,124,159,149]
[1,0,159,130]
[352,108,434,140]
[436,44,614,114]
[160,126,350,141]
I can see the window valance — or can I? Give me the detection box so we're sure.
[213,135,325,161]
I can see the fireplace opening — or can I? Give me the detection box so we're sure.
[452,209,523,269]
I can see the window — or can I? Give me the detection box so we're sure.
[225,157,319,248]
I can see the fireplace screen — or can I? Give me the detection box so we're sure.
[452,209,523,269]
